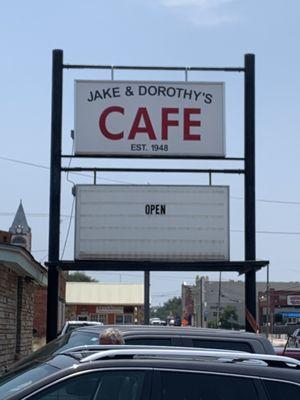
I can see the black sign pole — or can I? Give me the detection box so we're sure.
[144,270,150,324]
[47,49,63,342]
[244,53,256,332]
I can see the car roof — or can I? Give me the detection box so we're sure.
[4,347,300,399]
[85,357,300,382]
[66,321,103,325]
[76,324,262,338]
[24,348,300,386]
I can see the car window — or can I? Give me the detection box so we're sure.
[157,371,259,400]
[5,331,99,375]
[191,339,253,353]
[126,338,173,346]
[0,355,79,400]
[27,370,148,400]
[57,331,100,351]
[0,364,58,400]
[263,379,300,398]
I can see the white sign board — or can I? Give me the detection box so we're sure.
[74,81,225,157]
[75,185,229,261]
[287,295,300,306]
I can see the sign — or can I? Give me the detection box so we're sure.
[74,80,225,157]
[282,312,300,318]
[96,306,124,314]
[287,295,300,306]
[74,185,229,261]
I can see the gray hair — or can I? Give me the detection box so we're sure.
[99,328,125,344]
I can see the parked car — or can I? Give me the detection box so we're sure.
[61,324,275,354]
[149,317,164,325]
[275,346,300,360]
[58,320,103,336]
[1,346,300,400]
[4,325,275,376]
[287,328,300,347]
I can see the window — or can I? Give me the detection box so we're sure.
[157,371,259,400]
[91,314,107,324]
[192,339,253,352]
[0,364,58,399]
[124,314,133,324]
[116,314,124,324]
[28,370,148,400]
[126,337,172,346]
[115,314,133,324]
[263,380,300,398]
[77,316,88,321]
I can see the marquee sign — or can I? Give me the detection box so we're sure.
[74,184,230,261]
[74,80,225,157]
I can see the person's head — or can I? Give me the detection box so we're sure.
[99,328,125,345]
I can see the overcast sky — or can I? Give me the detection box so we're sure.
[1,0,300,305]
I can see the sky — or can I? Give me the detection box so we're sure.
[1,0,300,306]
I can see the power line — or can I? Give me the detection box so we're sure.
[0,156,133,184]
[232,229,300,235]
[1,155,300,206]
[232,196,300,205]
[0,156,49,170]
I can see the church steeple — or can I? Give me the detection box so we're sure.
[9,201,32,252]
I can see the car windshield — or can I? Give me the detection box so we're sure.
[5,330,99,373]
[0,355,79,399]
[0,364,56,399]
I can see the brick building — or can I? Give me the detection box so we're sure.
[65,282,144,325]
[182,278,300,331]
[33,272,66,337]
[258,289,300,335]
[0,243,47,374]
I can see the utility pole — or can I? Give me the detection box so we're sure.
[217,272,222,327]
[266,264,270,338]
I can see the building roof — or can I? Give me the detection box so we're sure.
[0,243,47,286]
[9,201,31,233]
[66,282,144,305]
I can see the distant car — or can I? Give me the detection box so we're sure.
[288,328,300,347]
[1,346,300,400]
[275,346,300,360]
[150,318,166,326]
[59,320,103,336]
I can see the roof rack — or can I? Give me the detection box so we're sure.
[80,348,300,369]
[62,344,245,355]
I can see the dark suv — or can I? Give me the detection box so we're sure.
[1,347,300,399]
[3,325,274,376]
[57,324,275,354]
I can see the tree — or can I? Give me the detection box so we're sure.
[67,272,97,282]
[219,305,240,330]
[151,297,182,320]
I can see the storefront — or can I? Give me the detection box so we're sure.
[65,282,144,325]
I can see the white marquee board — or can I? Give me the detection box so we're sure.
[75,185,230,261]
[74,80,225,157]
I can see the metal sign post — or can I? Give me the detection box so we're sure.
[47,50,63,342]
[244,54,256,331]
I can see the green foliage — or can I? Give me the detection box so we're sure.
[219,305,240,330]
[151,296,182,320]
[207,320,218,329]
[67,272,97,282]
